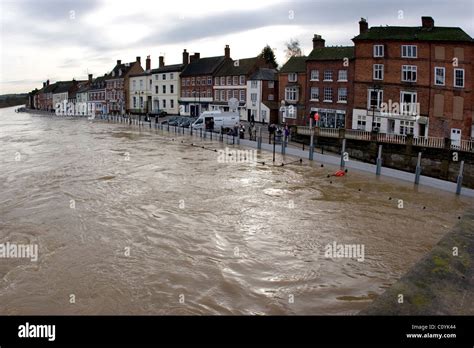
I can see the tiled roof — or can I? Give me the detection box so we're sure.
[307,46,355,60]
[214,57,260,76]
[353,26,473,42]
[180,56,226,77]
[279,56,307,73]
[249,68,278,81]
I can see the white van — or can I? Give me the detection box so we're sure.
[191,111,240,132]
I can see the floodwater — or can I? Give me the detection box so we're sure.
[0,106,471,315]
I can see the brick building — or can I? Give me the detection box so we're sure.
[306,34,355,129]
[279,56,307,126]
[105,57,143,114]
[179,46,230,116]
[352,16,473,142]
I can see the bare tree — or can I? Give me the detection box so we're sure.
[285,39,303,59]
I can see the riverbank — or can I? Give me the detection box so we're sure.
[23,108,474,197]
[361,208,474,315]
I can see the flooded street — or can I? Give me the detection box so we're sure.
[0,106,472,315]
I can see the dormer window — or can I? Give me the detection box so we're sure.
[118,69,122,76]
[288,73,297,82]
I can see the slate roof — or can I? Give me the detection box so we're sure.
[106,61,138,80]
[307,46,355,60]
[152,63,186,74]
[53,81,75,94]
[214,57,259,76]
[180,56,226,77]
[89,75,107,90]
[279,56,307,73]
[353,26,473,42]
[43,82,60,94]
[249,68,278,81]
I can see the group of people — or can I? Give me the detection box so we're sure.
[268,123,290,144]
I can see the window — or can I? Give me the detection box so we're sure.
[233,90,238,99]
[310,87,319,101]
[240,90,246,101]
[288,73,297,82]
[215,77,219,85]
[181,79,185,86]
[133,97,136,108]
[170,73,174,80]
[207,90,211,98]
[338,88,347,102]
[207,77,212,85]
[139,80,143,88]
[196,77,201,85]
[338,70,348,81]
[155,86,158,94]
[401,45,417,58]
[323,70,333,81]
[162,99,166,108]
[132,80,136,90]
[310,70,319,81]
[373,64,384,80]
[251,93,257,102]
[372,117,381,130]
[240,75,245,85]
[400,91,417,115]
[191,78,195,86]
[233,76,238,85]
[220,77,225,86]
[285,87,298,101]
[162,85,166,94]
[400,121,414,135]
[139,97,143,108]
[226,90,232,100]
[251,81,258,88]
[226,76,232,85]
[214,90,219,101]
[323,87,332,102]
[170,85,174,94]
[268,94,274,101]
[268,81,274,88]
[357,115,366,130]
[454,69,464,88]
[368,89,383,110]
[170,99,174,108]
[162,74,166,80]
[373,45,384,57]
[155,75,159,81]
[402,65,417,82]
[434,67,445,86]
[220,90,225,101]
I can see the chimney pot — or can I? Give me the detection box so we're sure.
[159,56,165,68]
[359,18,368,34]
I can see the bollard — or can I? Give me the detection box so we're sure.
[414,152,422,184]
[340,138,346,170]
[309,119,314,161]
[376,145,383,176]
[257,127,262,150]
[456,161,464,195]
[200,128,202,138]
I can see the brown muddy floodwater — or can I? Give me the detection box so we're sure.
[0,106,472,315]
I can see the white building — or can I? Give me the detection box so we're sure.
[129,71,152,114]
[246,68,279,123]
[151,56,185,115]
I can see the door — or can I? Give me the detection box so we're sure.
[388,119,395,134]
[451,128,461,147]
[418,124,426,137]
[190,105,195,117]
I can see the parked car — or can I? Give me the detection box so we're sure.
[161,116,179,125]
[157,111,168,117]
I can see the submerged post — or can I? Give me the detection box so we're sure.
[414,152,422,185]
[257,127,262,150]
[456,161,464,195]
[340,138,347,170]
[376,145,383,176]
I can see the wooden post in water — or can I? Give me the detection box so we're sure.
[414,152,422,185]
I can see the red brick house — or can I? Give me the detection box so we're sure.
[352,16,473,142]
[306,34,355,129]
[279,56,307,126]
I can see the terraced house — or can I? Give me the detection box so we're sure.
[306,34,355,129]
[151,53,186,115]
[211,54,271,120]
[105,57,143,115]
[279,56,307,126]
[246,68,279,124]
[179,46,230,116]
[352,16,474,144]
[129,56,153,114]
[88,75,107,116]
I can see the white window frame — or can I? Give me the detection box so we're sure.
[373,64,384,80]
[400,91,417,115]
[434,67,445,86]
[285,87,298,101]
[288,73,297,82]
[338,88,347,103]
[454,68,465,88]
[310,87,319,101]
[401,45,417,58]
[268,81,274,88]
[323,70,333,82]
[323,87,332,102]
[368,89,383,110]
[373,45,384,57]
[401,65,417,83]
[310,70,319,81]
[239,75,245,85]
[338,70,348,82]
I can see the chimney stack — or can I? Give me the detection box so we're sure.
[422,16,434,29]
[46,79,50,86]
[312,34,325,49]
[146,55,151,70]
[190,52,200,63]
[182,49,189,65]
[225,45,230,59]
[359,18,368,34]
[88,74,93,82]
[159,56,164,68]
[43,82,46,88]
[136,56,141,64]
[117,59,121,65]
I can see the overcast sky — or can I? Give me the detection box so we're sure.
[0,0,473,94]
